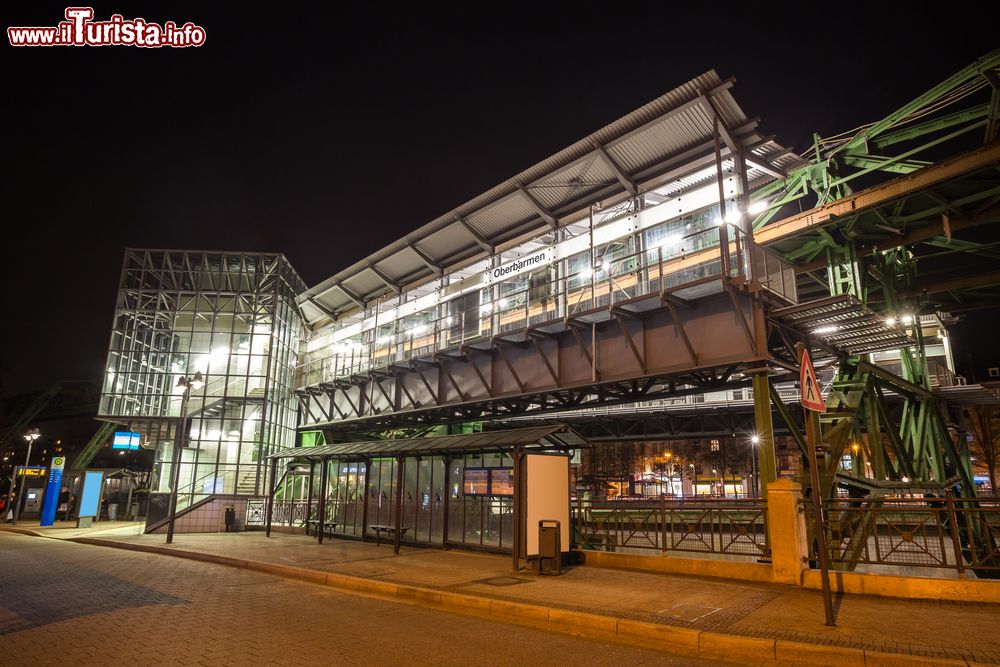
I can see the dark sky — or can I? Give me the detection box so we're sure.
[2,2,998,395]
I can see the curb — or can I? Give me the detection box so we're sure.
[0,526,44,537]
[46,536,973,666]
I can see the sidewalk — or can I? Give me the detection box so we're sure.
[4,524,998,666]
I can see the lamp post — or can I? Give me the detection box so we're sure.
[10,428,41,525]
[665,452,674,496]
[166,372,203,544]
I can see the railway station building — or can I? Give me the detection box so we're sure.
[95,56,1000,572]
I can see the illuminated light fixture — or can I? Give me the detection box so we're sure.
[498,298,508,309]
[901,315,913,325]
[751,434,760,445]
[747,200,768,215]
[724,210,742,224]
[579,267,593,279]
[714,215,725,226]
[885,317,897,326]
[188,372,204,391]
[444,316,453,326]
[812,325,839,335]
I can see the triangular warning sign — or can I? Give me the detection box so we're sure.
[800,349,826,413]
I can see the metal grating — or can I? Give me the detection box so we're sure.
[770,295,914,355]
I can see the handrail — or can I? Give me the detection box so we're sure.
[296,223,795,390]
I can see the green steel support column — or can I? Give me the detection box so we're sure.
[752,372,777,500]
[864,387,887,480]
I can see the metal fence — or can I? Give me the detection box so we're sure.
[819,495,1000,578]
[245,499,310,528]
[572,498,768,559]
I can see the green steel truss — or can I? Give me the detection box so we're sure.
[753,50,1000,571]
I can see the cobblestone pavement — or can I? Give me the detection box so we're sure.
[0,533,726,666]
[71,531,1000,664]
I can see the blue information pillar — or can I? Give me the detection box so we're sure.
[39,455,66,526]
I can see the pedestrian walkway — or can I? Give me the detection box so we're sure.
[1,520,144,540]
[4,525,998,665]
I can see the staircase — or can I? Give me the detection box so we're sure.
[236,470,259,495]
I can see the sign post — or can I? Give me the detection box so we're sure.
[798,343,835,626]
[39,456,66,527]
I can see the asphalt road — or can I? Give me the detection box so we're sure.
[0,533,725,666]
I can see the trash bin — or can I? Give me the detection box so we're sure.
[537,519,562,575]
[107,503,119,521]
[224,506,236,532]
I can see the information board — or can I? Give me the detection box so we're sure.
[79,470,104,518]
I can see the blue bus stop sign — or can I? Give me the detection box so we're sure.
[39,456,66,526]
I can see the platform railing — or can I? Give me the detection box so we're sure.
[572,497,768,559]
[812,495,1000,578]
[297,223,797,388]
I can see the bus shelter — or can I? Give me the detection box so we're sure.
[264,425,584,560]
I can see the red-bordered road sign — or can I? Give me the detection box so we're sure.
[800,349,826,412]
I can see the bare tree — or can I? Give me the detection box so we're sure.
[968,406,1000,492]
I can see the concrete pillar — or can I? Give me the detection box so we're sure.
[766,478,808,585]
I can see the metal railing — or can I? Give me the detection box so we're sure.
[173,468,236,515]
[817,495,1000,578]
[572,498,768,559]
[298,224,798,389]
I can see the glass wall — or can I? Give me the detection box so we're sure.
[297,189,751,392]
[328,459,366,537]
[99,250,307,511]
[400,456,447,545]
[306,452,510,552]
[448,452,514,551]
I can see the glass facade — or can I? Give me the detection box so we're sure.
[296,186,798,395]
[98,249,306,511]
[293,452,513,552]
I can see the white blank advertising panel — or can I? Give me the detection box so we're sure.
[525,453,570,556]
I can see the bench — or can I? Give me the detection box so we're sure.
[368,524,409,545]
[306,519,338,538]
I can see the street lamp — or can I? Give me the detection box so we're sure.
[166,371,203,544]
[9,428,41,525]
[664,452,674,496]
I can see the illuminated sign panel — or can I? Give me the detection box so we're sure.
[112,431,141,450]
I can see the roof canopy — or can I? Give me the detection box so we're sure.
[268,424,586,461]
[298,70,798,325]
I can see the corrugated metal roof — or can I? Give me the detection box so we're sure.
[298,69,799,324]
[267,424,586,460]
[466,193,538,240]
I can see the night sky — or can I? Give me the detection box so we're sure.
[2,2,998,396]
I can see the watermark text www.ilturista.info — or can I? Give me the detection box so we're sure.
[8,7,206,47]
